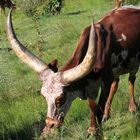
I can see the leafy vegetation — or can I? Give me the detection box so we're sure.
[0,0,140,139]
[18,0,65,17]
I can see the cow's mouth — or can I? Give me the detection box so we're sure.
[41,115,64,139]
[46,112,64,129]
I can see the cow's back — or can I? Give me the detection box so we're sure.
[99,7,140,76]
[99,7,140,49]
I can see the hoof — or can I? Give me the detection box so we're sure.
[87,127,96,135]
[102,115,110,122]
[86,127,102,139]
[129,105,137,113]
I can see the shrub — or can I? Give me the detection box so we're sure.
[18,0,64,17]
[46,0,65,15]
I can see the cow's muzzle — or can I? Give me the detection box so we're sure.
[45,114,64,128]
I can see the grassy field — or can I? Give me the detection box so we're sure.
[0,0,140,140]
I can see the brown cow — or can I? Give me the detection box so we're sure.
[0,0,15,14]
[63,6,139,122]
[6,6,140,138]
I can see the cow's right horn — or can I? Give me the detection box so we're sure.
[6,9,48,73]
[61,23,96,84]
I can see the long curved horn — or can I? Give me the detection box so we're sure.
[61,23,96,84]
[6,9,48,73]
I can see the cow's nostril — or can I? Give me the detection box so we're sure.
[46,117,60,128]
[46,122,54,128]
[50,123,54,128]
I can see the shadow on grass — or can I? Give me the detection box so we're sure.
[0,118,106,140]
[0,120,45,140]
[0,48,12,51]
[66,10,87,16]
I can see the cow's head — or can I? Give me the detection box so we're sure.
[6,9,96,130]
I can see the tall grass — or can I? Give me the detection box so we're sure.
[0,0,140,139]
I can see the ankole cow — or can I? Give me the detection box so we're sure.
[0,0,16,14]
[7,6,140,138]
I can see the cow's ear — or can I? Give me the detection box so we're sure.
[93,24,110,72]
[48,59,58,72]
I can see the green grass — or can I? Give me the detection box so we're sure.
[0,0,140,139]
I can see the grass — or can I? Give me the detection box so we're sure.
[0,0,140,139]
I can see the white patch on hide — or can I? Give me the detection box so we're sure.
[111,53,118,64]
[121,33,127,41]
[121,50,128,60]
[111,50,128,66]
[129,52,140,67]
[118,6,140,10]
[117,33,127,42]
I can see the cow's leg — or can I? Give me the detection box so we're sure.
[128,75,137,112]
[96,78,112,124]
[102,78,119,121]
[87,98,97,135]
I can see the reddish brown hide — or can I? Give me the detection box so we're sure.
[62,7,140,123]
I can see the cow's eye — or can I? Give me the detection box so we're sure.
[55,94,66,108]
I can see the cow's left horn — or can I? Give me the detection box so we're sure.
[61,23,96,84]
[6,9,48,73]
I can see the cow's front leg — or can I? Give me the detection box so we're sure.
[87,98,97,135]
[97,76,112,124]
[128,76,137,113]
[102,79,119,121]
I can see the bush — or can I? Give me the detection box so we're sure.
[46,0,65,15]
[18,0,64,17]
